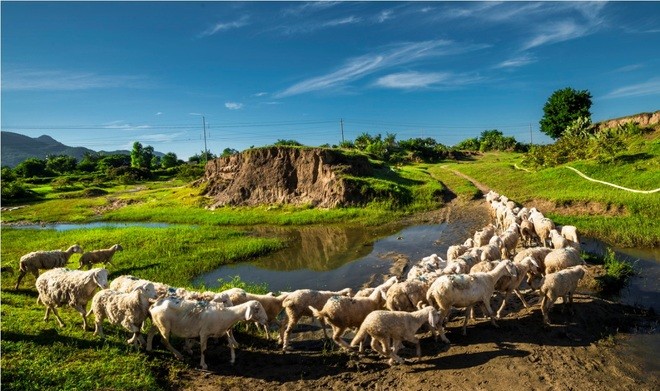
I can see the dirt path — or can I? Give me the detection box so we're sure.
[170,179,658,391]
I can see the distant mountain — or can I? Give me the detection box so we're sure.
[0,131,161,168]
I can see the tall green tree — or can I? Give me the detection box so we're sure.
[130,142,154,170]
[160,152,179,169]
[45,155,78,175]
[540,87,592,139]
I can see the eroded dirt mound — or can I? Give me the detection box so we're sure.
[201,147,373,209]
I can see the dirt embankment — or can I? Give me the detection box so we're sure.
[201,147,374,209]
[596,111,660,130]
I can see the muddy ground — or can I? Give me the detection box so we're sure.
[168,188,658,391]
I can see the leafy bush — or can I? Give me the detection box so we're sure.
[0,180,40,204]
[591,249,636,295]
[177,163,205,181]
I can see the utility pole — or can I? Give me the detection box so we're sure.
[340,118,345,144]
[203,116,208,164]
[529,123,533,145]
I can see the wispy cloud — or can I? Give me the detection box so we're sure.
[323,15,361,27]
[199,15,249,37]
[375,71,481,89]
[225,102,244,110]
[282,1,340,16]
[521,20,590,51]
[611,64,644,73]
[604,78,660,99]
[253,92,268,97]
[103,121,151,131]
[376,10,393,23]
[495,54,536,69]
[155,112,163,116]
[3,69,148,91]
[276,40,488,98]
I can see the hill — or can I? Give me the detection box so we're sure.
[0,131,161,167]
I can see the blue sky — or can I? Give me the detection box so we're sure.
[2,1,659,160]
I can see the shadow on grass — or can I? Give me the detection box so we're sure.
[2,328,127,350]
[109,263,160,278]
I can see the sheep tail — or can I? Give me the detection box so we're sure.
[308,306,324,323]
[350,326,368,348]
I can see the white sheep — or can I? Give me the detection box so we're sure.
[309,286,388,350]
[426,260,517,343]
[560,225,579,244]
[533,218,555,247]
[478,243,501,263]
[519,219,538,247]
[473,224,496,247]
[35,267,109,330]
[221,287,287,340]
[78,244,123,270]
[539,265,586,325]
[15,244,83,289]
[493,257,540,319]
[499,224,520,259]
[147,298,268,368]
[406,255,446,281]
[446,238,474,260]
[110,275,173,298]
[87,284,157,347]
[350,306,440,366]
[354,276,398,298]
[549,229,580,251]
[278,287,352,351]
[443,253,479,274]
[544,247,585,275]
[385,277,437,312]
[485,190,500,203]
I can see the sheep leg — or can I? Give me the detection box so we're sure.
[160,330,184,361]
[199,335,209,370]
[370,337,386,357]
[48,306,66,328]
[541,295,551,325]
[93,314,105,337]
[482,300,499,328]
[332,326,351,350]
[281,313,299,351]
[146,325,158,351]
[514,288,530,308]
[462,305,473,336]
[496,291,512,319]
[14,270,27,290]
[73,305,89,330]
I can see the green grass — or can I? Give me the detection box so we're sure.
[583,249,637,295]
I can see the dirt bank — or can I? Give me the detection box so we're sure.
[168,196,657,390]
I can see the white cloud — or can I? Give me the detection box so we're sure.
[225,102,244,110]
[276,39,488,97]
[199,16,249,37]
[521,20,590,51]
[2,69,148,91]
[323,15,361,27]
[495,54,536,69]
[376,10,393,23]
[376,72,450,89]
[253,92,268,97]
[103,121,151,131]
[155,112,163,116]
[604,78,660,99]
[375,71,482,89]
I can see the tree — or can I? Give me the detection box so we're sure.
[540,87,592,139]
[98,154,131,171]
[46,155,78,175]
[160,152,179,169]
[130,142,155,170]
[273,139,302,146]
[14,158,48,178]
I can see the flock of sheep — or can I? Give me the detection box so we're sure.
[15,189,588,368]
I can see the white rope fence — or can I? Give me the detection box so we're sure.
[564,166,660,194]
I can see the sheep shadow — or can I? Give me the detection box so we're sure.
[2,329,128,351]
[414,345,530,371]
[109,263,160,278]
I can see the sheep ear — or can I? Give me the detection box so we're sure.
[245,304,253,321]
